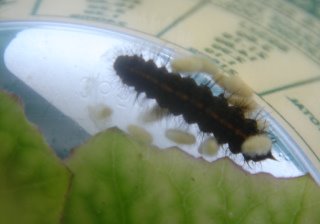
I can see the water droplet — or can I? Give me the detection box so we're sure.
[99,81,112,94]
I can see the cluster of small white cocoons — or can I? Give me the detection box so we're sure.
[171,56,253,100]
[171,56,272,159]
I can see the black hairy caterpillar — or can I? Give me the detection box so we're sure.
[113,55,273,161]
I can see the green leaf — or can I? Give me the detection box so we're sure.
[63,129,320,224]
[0,92,70,224]
[1,90,320,224]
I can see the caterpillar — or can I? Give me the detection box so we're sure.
[113,54,273,162]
